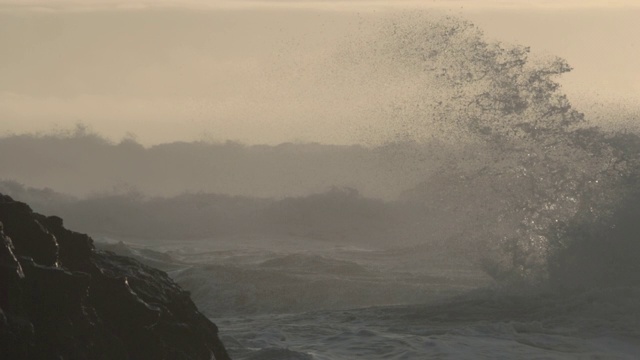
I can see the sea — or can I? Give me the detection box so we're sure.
[96,234,640,360]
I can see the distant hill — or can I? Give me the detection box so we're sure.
[0,131,443,200]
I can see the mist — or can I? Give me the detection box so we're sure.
[1,2,639,359]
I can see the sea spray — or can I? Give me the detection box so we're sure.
[360,13,640,289]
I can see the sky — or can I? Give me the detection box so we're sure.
[1,0,638,145]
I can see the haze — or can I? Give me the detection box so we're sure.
[2,3,640,358]
[1,0,638,145]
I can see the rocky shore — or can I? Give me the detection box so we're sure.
[0,194,230,359]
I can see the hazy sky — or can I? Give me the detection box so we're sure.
[1,1,638,145]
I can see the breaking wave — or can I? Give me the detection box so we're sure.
[362,13,640,292]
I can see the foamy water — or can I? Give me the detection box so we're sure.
[96,236,640,359]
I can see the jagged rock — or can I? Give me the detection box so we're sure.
[0,196,59,267]
[0,194,231,360]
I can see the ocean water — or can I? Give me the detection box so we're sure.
[96,236,640,359]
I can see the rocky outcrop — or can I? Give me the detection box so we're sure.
[0,194,230,360]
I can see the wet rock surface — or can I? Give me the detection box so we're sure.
[0,194,230,360]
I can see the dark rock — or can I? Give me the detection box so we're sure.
[39,214,94,269]
[0,194,231,360]
[0,195,59,267]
